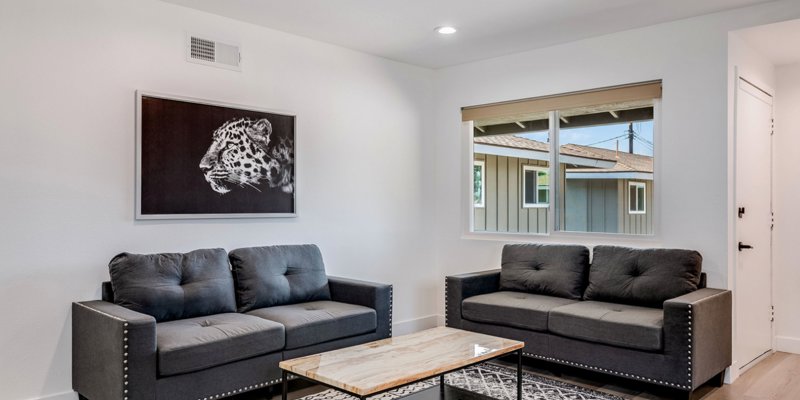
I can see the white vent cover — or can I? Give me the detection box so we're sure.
[186,34,241,71]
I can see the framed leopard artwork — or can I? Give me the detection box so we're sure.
[136,91,296,219]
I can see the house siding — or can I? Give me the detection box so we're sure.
[620,179,654,235]
[476,153,653,235]
[474,153,548,234]
[564,179,619,233]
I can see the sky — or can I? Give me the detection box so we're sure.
[517,120,654,156]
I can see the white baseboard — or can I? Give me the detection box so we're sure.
[23,391,77,400]
[392,315,442,336]
[776,336,800,354]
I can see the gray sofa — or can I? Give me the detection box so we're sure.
[446,244,731,399]
[72,244,392,400]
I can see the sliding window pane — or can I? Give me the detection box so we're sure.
[471,114,550,234]
[558,101,654,235]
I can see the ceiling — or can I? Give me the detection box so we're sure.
[738,18,800,66]
[163,0,776,69]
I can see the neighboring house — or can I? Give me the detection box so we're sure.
[473,135,653,235]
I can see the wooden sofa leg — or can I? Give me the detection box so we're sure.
[713,371,726,387]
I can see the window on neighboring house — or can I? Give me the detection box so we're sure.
[523,166,549,207]
[464,80,659,236]
[473,160,485,208]
[629,182,646,214]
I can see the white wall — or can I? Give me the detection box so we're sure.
[430,1,800,374]
[0,1,437,399]
[5,0,800,398]
[774,63,800,354]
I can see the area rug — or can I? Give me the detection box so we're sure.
[297,362,624,400]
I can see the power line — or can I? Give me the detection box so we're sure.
[633,133,653,146]
[633,136,653,150]
[583,133,629,147]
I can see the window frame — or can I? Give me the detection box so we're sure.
[473,160,485,208]
[628,181,647,214]
[521,165,550,208]
[463,92,661,240]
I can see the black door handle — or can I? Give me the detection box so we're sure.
[738,242,753,251]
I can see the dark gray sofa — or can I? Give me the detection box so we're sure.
[72,244,392,400]
[446,244,731,399]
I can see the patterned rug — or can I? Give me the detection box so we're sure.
[297,363,623,400]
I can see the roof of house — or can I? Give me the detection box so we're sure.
[474,135,653,173]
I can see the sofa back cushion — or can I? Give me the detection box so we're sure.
[109,248,236,322]
[499,244,590,300]
[584,246,702,308]
[229,244,331,312]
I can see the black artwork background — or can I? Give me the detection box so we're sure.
[140,96,295,215]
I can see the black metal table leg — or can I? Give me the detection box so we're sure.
[517,350,523,400]
[282,370,288,400]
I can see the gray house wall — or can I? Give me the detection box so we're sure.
[475,152,653,235]
[564,178,653,235]
[564,179,619,233]
[474,153,548,234]
[621,179,654,235]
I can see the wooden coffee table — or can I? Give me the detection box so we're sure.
[279,327,524,400]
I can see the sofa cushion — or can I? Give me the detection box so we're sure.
[109,248,236,322]
[499,244,590,300]
[230,244,331,312]
[156,313,284,377]
[247,301,376,349]
[462,291,578,332]
[548,301,664,351]
[584,246,702,308]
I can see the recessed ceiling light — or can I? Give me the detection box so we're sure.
[435,26,457,35]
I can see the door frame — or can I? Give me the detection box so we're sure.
[731,68,775,380]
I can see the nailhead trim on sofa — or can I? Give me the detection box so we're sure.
[389,285,394,337]
[520,352,690,390]
[443,278,448,326]
[72,302,133,400]
[443,280,695,391]
[197,377,292,400]
[688,304,693,386]
[123,322,129,399]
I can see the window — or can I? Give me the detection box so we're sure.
[474,161,485,208]
[629,182,646,214]
[559,108,654,234]
[522,166,549,207]
[465,81,659,236]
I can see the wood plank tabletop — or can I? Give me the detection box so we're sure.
[279,327,524,396]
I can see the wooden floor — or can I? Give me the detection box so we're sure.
[233,352,800,400]
[499,352,800,400]
[704,352,800,400]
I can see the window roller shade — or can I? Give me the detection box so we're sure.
[461,81,662,122]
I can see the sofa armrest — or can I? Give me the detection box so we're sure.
[328,276,392,338]
[72,300,157,400]
[445,270,501,329]
[664,288,732,390]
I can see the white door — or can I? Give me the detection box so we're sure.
[735,76,773,371]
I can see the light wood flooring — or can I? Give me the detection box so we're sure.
[499,351,800,400]
[233,352,800,400]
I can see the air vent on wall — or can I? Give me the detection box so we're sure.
[186,34,241,71]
